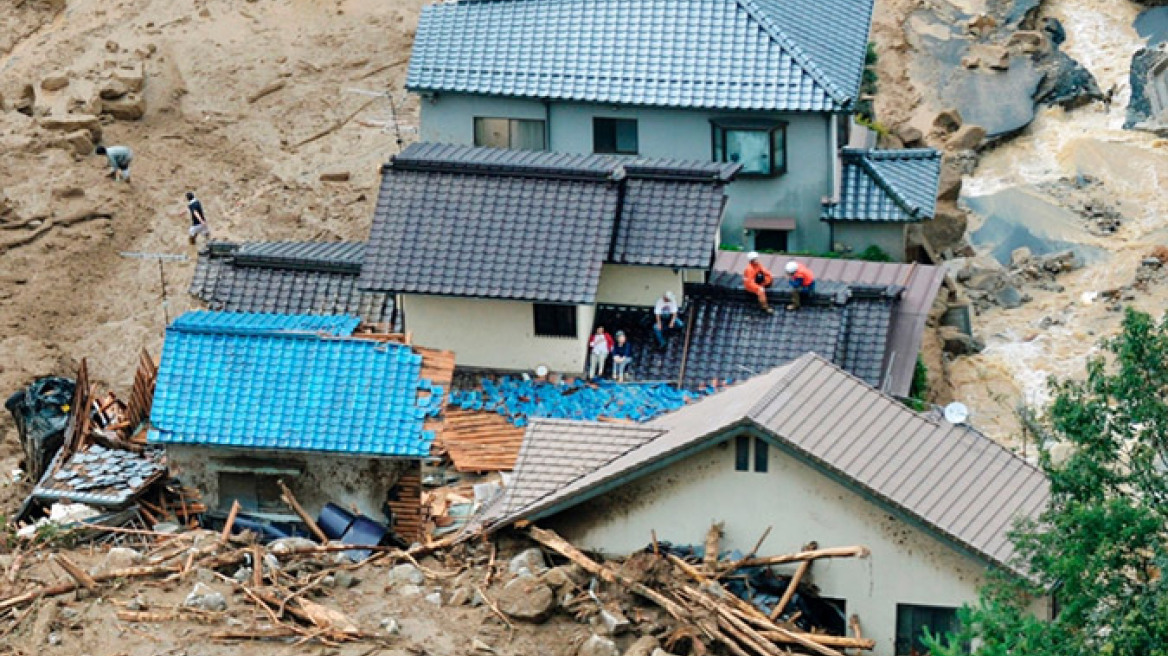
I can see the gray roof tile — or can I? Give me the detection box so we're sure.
[493,354,1049,571]
[360,144,736,300]
[822,149,943,222]
[190,243,394,324]
[407,0,874,112]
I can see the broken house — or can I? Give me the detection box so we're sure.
[406,0,942,257]
[148,311,453,541]
[190,241,395,326]
[358,142,740,373]
[486,353,1051,656]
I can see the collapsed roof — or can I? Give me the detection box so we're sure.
[489,354,1049,572]
[359,143,739,304]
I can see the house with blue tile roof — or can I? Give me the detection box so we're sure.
[149,311,449,535]
[406,0,941,258]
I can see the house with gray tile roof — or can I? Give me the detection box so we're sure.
[485,353,1052,656]
[360,142,739,373]
[406,0,940,257]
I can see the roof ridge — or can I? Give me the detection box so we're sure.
[735,0,849,104]
[843,147,941,161]
[746,353,820,417]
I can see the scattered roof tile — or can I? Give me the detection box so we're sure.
[407,0,875,112]
[493,354,1049,571]
[360,144,736,301]
[822,149,943,222]
[149,311,436,457]
[190,243,394,324]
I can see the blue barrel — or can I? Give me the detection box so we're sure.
[317,503,356,540]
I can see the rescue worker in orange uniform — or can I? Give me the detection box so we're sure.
[743,252,775,314]
[785,260,816,310]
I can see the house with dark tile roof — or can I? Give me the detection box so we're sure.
[190,241,396,326]
[406,0,941,257]
[484,354,1052,656]
[149,311,452,540]
[359,143,739,373]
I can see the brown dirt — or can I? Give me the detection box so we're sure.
[0,0,424,513]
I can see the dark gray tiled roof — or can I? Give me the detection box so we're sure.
[360,144,736,301]
[598,282,897,388]
[407,0,874,112]
[190,243,394,324]
[822,149,942,222]
[714,252,944,396]
[493,354,1050,571]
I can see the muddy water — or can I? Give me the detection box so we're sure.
[950,0,1168,446]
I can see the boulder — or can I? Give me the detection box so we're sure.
[60,129,94,156]
[92,547,143,574]
[984,46,1011,71]
[496,575,555,623]
[41,74,70,91]
[592,608,630,636]
[940,326,984,356]
[994,285,1024,309]
[947,124,986,151]
[1010,247,1032,268]
[936,170,962,202]
[39,114,102,142]
[542,565,579,589]
[112,65,145,92]
[897,125,924,147]
[578,635,620,656]
[932,108,963,133]
[623,636,661,656]
[509,547,548,576]
[387,563,425,587]
[99,79,130,100]
[183,582,227,612]
[102,93,145,120]
[1008,30,1048,54]
[922,205,968,251]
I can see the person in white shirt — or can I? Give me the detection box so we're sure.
[588,325,613,380]
[653,291,683,349]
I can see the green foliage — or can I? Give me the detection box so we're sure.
[855,42,879,123]
[928,309,1168,656]
[856,245,893,262]
[903,356,929,411]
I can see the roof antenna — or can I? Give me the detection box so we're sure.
[345,86,414,153]
[943,402,969,425]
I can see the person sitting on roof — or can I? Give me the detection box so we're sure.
[611,331,633,382]
[785,260,816,311]
[743,252,775,314]
[653,291,683,349]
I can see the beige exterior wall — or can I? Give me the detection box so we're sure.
[544,434,1050,656]
[595,264,690,307]
[401,294,592,373]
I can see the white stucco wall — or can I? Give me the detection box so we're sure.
[595,264,688,307]
[401,294,592,373]
[166,445,409,521]
[830,222,908,261]
[543,434,1049,656]
[418,93,835,252]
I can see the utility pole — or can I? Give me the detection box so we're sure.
[119,251,188,327]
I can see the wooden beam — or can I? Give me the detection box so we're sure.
[733,545,869,569]
[277,479,329,544]
[769,541,817,621]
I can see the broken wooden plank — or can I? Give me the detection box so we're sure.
[277,480,329,544]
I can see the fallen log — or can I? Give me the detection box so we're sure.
[769,541,817,621]
[682,586,845,656]
[732,546,870,570]
[53,555,97,591]
[0,561,183,610]
[757,630,876,650]
[277,480,329,544]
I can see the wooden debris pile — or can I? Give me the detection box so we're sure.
[527,526,875,656]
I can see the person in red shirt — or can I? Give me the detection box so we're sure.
[743,252,775,314]
[785,260,816,310]
[588,326,615,380]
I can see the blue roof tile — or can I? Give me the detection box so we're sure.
[149,311,434,457]
[407,0,875,112]
[822,149,942,223]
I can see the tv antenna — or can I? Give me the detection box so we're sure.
[345,87,415,153]
[119,251,189,327]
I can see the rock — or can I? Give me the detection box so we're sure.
[183,582,227,612]
[1008,30,1048,54]
[333,570,357,588]
[1143,257,1164,269]
[48,631,62,646]
[269,536,318,554]
[542,565,577,589]
[388,563,425,587]
[947,124,986,151]
[936,170,962,202]
[578,635,620,656]
[994,285,1024,309]
[319,171,351,182]
[932,108,963,133]
[61,129,94,156]
[472,638,496,653]
[623,636,661,656]
[1034,49,1103,110]
[509,547,548,576]
[1039,250,1077,273]
[380,616,401,634]
[497,575,556,623]
[397,584,424,596]
[94,547,143,574]
[125,596,145,612]
[922,205,968,251]
[983,46,1011,71]
[233,567,252,583]
[449,587,472,606]
[425,592,443,606]
[102,93,145,120]
[1125,46,1168,133]
[897,125,924,146]
[1010,247,1032,268]
[38,114,102,142]
[99,79,130,100]
[960,55,980,69]
[592,608,630,636]
[937,60,1043,138]
[41,74,70,91]
[940,326,984,355]
[113,65,145,92]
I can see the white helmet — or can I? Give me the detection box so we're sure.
[747,251,760,261]
[785,261,799,274]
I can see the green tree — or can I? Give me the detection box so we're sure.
[929,309,1168,656]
